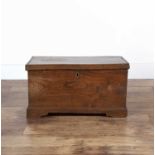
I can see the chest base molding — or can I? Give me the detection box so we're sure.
[27,107,127,118]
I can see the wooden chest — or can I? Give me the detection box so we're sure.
[26,56,130,118]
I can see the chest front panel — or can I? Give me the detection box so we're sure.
[28,69,127,111]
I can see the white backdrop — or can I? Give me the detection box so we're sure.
[1,0,154,79]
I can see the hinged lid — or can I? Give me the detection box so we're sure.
[26,56,130,70]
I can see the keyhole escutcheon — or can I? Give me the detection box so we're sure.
[76,72,79,78]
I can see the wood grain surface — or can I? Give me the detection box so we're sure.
[27,69,128,118]
[1,80,154,155]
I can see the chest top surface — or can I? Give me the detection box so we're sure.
[26,56,129,70]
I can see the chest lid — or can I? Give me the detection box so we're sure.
[26,56,130,70]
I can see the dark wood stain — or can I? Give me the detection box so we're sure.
[26,56,129,118]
